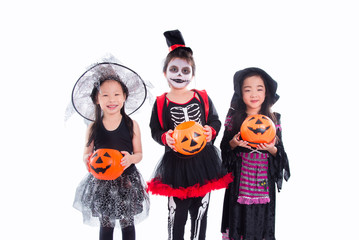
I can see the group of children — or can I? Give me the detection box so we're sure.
[70,30,290,240]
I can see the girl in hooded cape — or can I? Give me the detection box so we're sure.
[221,67,290,240]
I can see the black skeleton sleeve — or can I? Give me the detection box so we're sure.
[149,100,167,146]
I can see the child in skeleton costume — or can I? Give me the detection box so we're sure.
[147,30,233,240]
[71,58,150,240]
[220,68,290,240]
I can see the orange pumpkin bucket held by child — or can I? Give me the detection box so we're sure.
[88,148,125,180]
[239,114,276,148]
[172,121,206,155]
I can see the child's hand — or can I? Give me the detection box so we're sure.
[230,132,252,150]
[120,151,133,169]
[166,129,177,151]
[203,125,212,142]
[256,141,277,156]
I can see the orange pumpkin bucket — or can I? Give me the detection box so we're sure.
[89,149,124,180]
[172,121,207,155]
[240,114,276,148]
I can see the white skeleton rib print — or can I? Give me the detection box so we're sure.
[170,103,202,127]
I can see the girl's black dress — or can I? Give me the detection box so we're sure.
[221,111,290,240]
[73,119,150,228]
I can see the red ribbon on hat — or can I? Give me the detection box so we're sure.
[169,44,186,52]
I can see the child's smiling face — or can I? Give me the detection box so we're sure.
[242,75,266,114]
[97,80,126,116]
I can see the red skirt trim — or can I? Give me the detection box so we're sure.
[146,173,233,200]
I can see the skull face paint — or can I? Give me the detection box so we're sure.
[165,58,193,89]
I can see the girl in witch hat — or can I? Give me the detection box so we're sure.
[220,68,290,240]
[71,56,150,240]
[147,30,233,240]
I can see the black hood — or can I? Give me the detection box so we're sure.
[230,67,280,109]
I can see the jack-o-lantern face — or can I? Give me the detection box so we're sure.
[172,121,207,155]
[89,149,124,180]
[240,114,276,148]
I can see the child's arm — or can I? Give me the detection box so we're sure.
[257,142,277,156]
[268,113,290,191]
[83,123,94,171]
[220,109,250,171]
[164,129,176,151]
[149,100,168,146]
[229,132,252,150]
[203,95,221,142]
[121,120,142,168]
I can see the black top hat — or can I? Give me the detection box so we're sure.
[164,29,193,53]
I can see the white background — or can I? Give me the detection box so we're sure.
[1,0,358,239]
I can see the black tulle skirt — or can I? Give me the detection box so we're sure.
[73,165,150,228]
[147,144,233,199]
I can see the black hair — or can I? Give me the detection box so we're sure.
[162,47,196,76]
[230,73,277,134]
[86,75,134,147]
